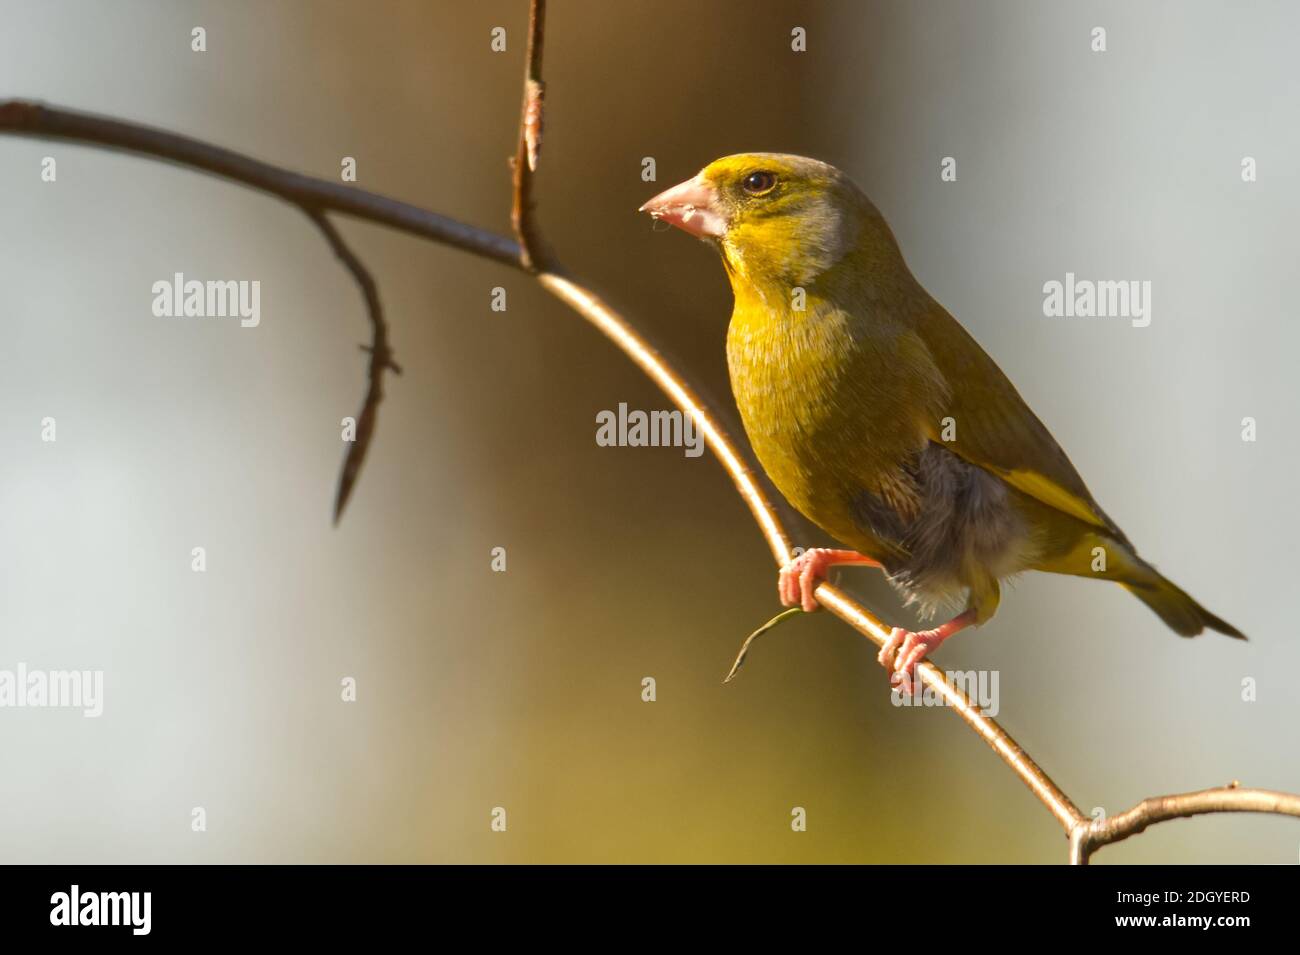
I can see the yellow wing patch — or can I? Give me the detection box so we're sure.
[991,467,1109,530]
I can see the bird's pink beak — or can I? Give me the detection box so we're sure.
[639,176,727,238]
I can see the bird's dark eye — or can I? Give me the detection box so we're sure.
[741,171,777,196]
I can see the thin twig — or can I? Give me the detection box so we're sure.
[724,607,803,684]
[3,0,1296,862]
[303,209,400,524]
[511,0,549,271]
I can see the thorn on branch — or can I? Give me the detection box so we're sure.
[359,343,403,374]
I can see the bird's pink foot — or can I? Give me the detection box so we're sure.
[877,610,977,694]
[778,548,881,613]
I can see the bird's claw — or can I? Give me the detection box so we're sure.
[877,610,978,695]
[778,551,824,613]
[878,627,945,694]
[777,548,879,613]
[778,549,834,613]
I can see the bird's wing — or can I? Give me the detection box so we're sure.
[908,303,1130,545]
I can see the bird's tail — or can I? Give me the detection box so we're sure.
[1120,567,1245,639]
[1028,522,1244,639]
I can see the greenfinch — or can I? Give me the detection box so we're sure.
[640,153,1243,687]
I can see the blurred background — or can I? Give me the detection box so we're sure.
[0,0,1295,863]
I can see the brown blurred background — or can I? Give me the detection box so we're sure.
[0,0,1296,863]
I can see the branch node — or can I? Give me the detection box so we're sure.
[359,343,403,374]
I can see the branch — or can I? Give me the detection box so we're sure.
[1069,785,1300,864]
[0,100,522,267]
[303,209,401,523]
[3,0,1296,863]
[0,98,496,524]
[510,0,549,271]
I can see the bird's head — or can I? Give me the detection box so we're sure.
[639,153,891,291]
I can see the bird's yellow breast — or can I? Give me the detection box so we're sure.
[725,291,937,562]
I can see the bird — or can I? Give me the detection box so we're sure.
[639,153,1244,689]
